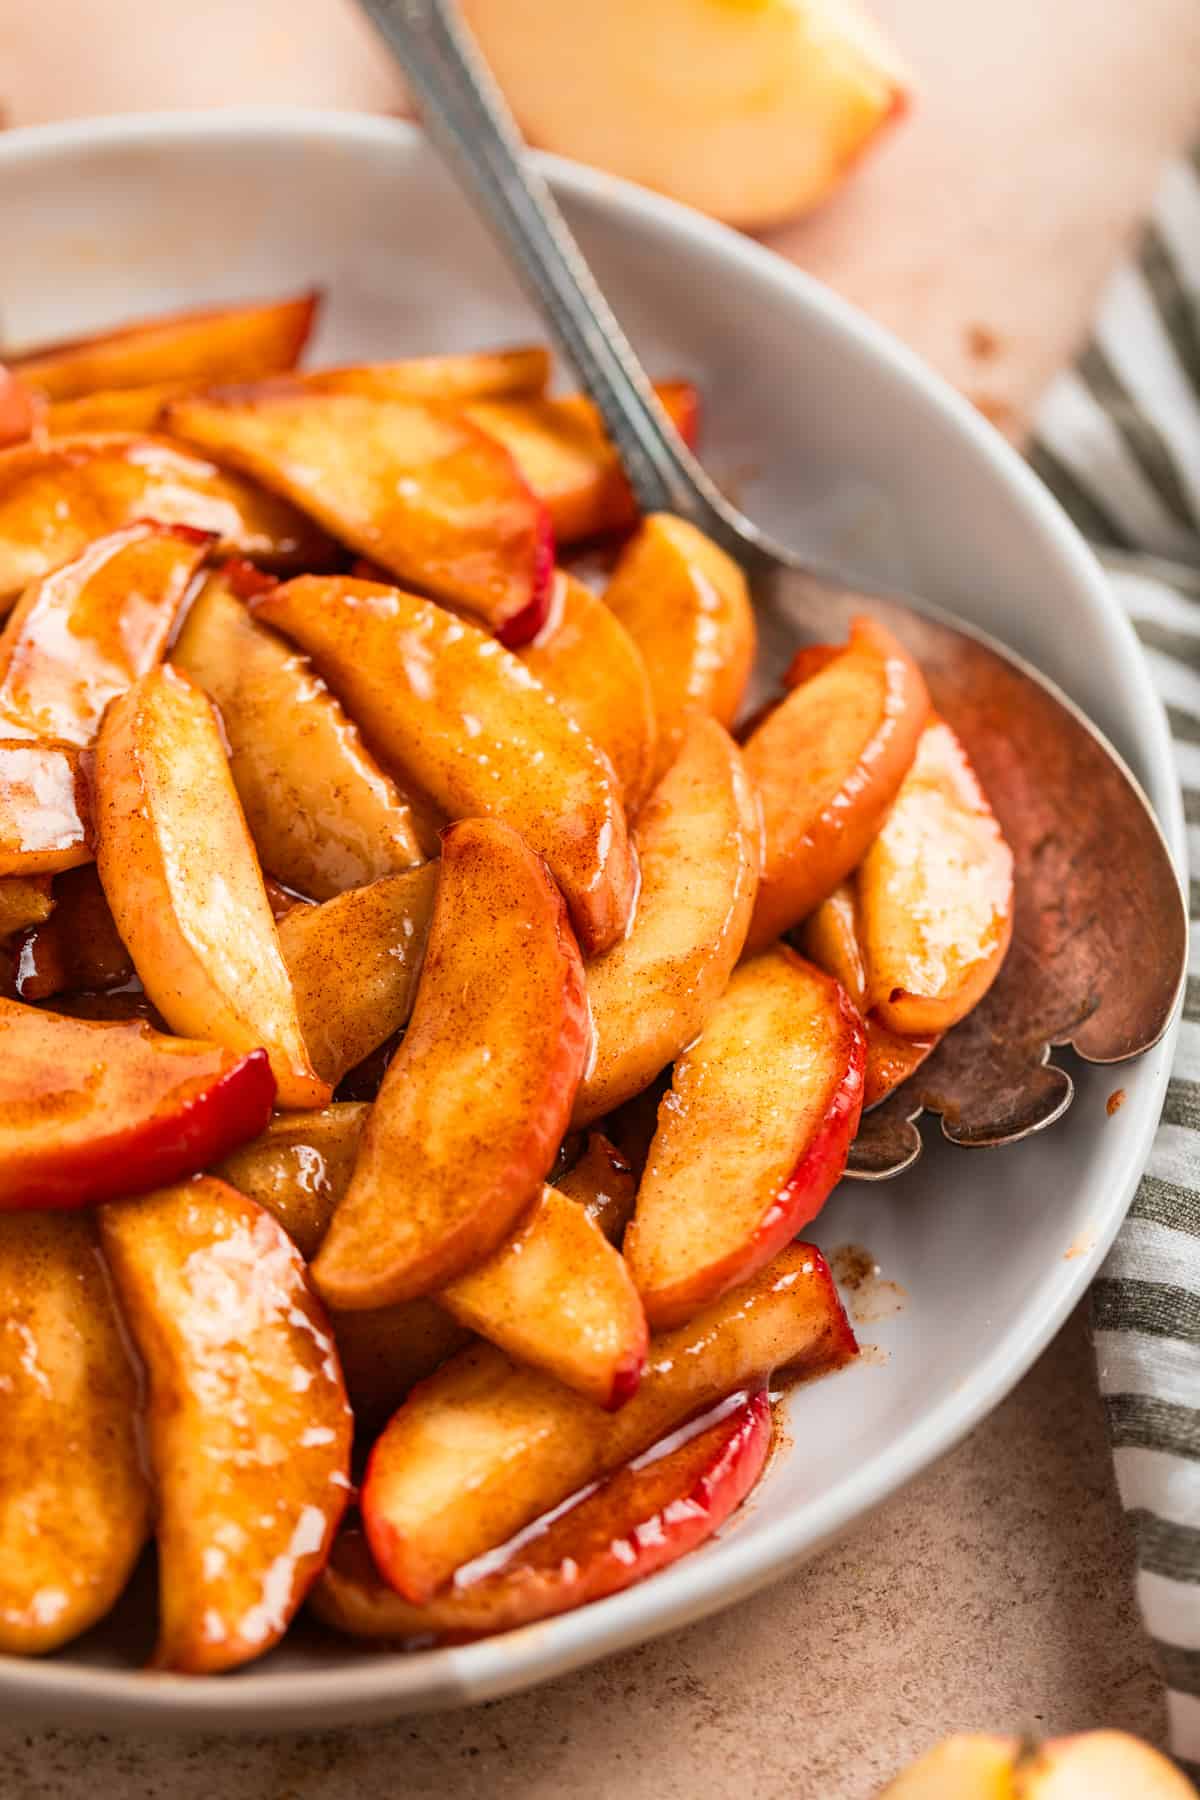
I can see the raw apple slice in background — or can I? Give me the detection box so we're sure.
[859,717,1015,1036]
[216,1102,369,1261]
[0,434,333,612]
[0,366,35,448]
[0,740,92,876]
[165,387,554,645]
[13,865,133,1001]
[0,1212,151,1654]
[252,576,636,954]
[172,568,433,896]
[297,344,551,405]
[878,1729,1198,1798]
[0,875,53,937]
[625,948,865,1328]
[0,521,211,745]
[94,664,330,1109]
[603,513,757,784]
[574,718,761,1126]
[6,290,318,400]
[99,1178,353,1673]
[362,1240,855,1603]
[743,616,930,951]
[517,570,658,811]
[557,1131,639,1243]
[314,1390,770,1644]
[0,999,274,1209]
[878,1734,1020,1798]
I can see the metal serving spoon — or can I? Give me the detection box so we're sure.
[355,0,1187,1178]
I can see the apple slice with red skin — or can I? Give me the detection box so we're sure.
[0,740,92,877]
[312,818,590,1310]
[626,948,865,1329]
[362,1239,854,1603]
[743,616,930,952]
[165,385,555,646]
[0,366,35,448]
[99,1177,353,1673]
[0,998,274,1210]
[314,1390,770,1643]
[252,576,636,955]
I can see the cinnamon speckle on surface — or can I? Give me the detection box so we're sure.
[829,1243,908,1325]
[1107,1087,1126,1116]
[965,322,1002,359]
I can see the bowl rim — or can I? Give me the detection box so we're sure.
[0,104,1183,1730]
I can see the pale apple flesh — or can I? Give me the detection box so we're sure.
[0,1212,151,1654]
[362,1240,856,1603]
[99,1178,353,1674]
[625,949,866,1329]
[0,740,92,876]
[314,1389,770,1643]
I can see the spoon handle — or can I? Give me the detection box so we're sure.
[354,0,747,545]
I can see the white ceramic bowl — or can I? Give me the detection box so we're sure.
[0,109,1182,1731]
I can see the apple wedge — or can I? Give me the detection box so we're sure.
[99,1178,352,1673]
[0,521,211,746]
[557,1131,638,1243]
[14,865,133,1001]
[314,1389,770,1644]
[94,665,330,1109]
[0,366,35,448]
[362,1240,855,1602]
[46,381,190,436]
[8,291,318,401]
[574,717,761,1127]
[0,1212,151,1655]
[743,616,930,951]
[172,568,433,895]
[297,344,551,405]
[517,570,658,810]
[0,434,333,612]
[165,386,555,645]
[0,875,53,938]
[251,576,636,954]
[0,999,274,1209]
[625,948,865,1328]
[604,513,757,784]
[0,740,92,876]
[311,818,590,1309]
[276,864,440,1087]
[216,1103,369,1261]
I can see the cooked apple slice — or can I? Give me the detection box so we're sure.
[94,665,330,1109]
[604,514,757,784]
[0,434,332,611]
[14,865,132,1002]
[276,864,439,1087]
[312,818,589,1308]
[0,999,274,1209]
[517,570,658,810]
[626,948,865,1328]
[298,344,551,404]
[216,1102,368,1261]
[574,718,761,1127]
[252,576,636,954]
[0,741,92,876]
[0,875,53,938]
[0,366,35,447]
[0,1212,151,1655]
[8,291,318,401]
[363,1239,854,1602]
[99,1177,352,1673]
[557,1131,638,1243]
[743,616,930,951]
[860,717,1015,1037]
[165,387,555,645]
[0,521,211,746]
[172,568,432,895]
[315,1389,769,1643]
[46,381,188,436]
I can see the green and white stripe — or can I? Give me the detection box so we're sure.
[1033,147,1200,1779]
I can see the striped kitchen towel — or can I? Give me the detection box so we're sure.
[1032,147,1200,1779]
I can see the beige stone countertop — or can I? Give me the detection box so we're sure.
[2,1,1199,1794]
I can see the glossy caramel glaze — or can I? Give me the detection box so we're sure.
[864,1015,939,1109]
[0,874,53,938]
[0,740,91,877]
[215,1102,369,1261]
[557,1131,638,1243]
[15,865,133,1000]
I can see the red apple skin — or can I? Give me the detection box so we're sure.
[493,504,556,648]
[313,1389,770,1643]
[0,999,276,1210]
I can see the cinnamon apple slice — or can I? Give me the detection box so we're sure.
[0,999,274,1209]
[165,387,554,645]
[517,570,658,810]
[9,290,318,401]
[0,521,211,745]
[216,1103,369,1260]
[604,514,756,784]
[557,1132,638,1243]
[625,948,865,1329]
[0,741,92,876]
[0,1212,151,1653]
[743,616,930,951]
[94,664,330,1110]
[0,366,35,447]
[574,718,761,1126]
[859,717,1015,1037]
[315,1390,770,1643]
[46,382,190,436]
[99,1178,352,1673]
[312,818,590,1310]
[362,1240,854,1602]
[252,576,636,954]
[173,568,432,895]
[297,344,551,404]
[0,875,53,937]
